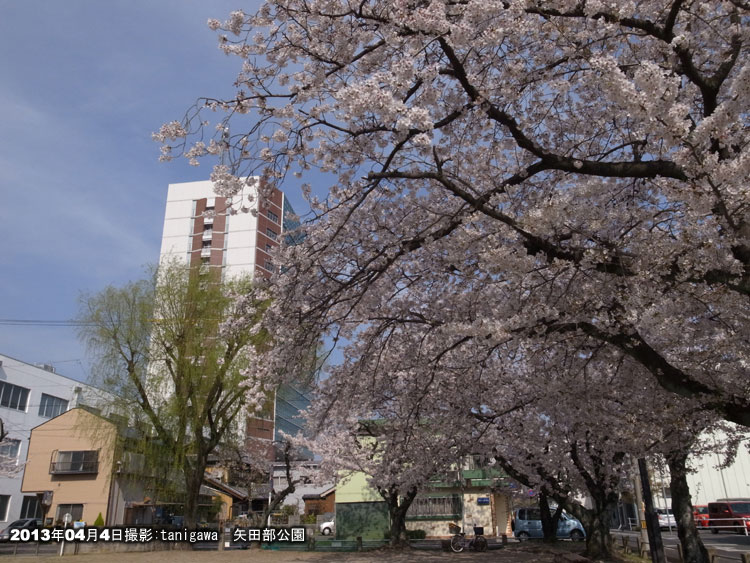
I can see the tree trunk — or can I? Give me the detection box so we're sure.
[668,452,709,563]
[582,510,614,560]
[567,498,616,560]
[385,488,417,547]
[183,455,209,529]
[539,492,563,542]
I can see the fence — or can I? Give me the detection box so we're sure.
[706,517,750,536]
[617,516,749,536]
[613,532,750,563]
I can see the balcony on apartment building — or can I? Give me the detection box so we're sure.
[49,450,99,475]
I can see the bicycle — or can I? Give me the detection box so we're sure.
[449,524,488,553]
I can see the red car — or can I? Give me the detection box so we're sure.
[693,505,709,527]
[708,501,750,533]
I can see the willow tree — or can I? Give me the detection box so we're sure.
[78,263,269,527]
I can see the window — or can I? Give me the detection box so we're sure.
[0,382,29,412]
[267,209,279,223]
[0,439,20,460]
[266,227,278,241]
[0,496,8,521]
[55,504,83,524]
[265,243,274,253]
[264,259,275,273]
[202,239,212,248]
[51,450,98,474]
[407,495,462,520]
[519,508,542,520]
[38,394,68,418]
[273,476,288,489]
[20,496,42,520]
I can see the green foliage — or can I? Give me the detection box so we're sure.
[281,504,298,517]
[302,513,317,525]
[77,260,269,525]
[93,513,104,527]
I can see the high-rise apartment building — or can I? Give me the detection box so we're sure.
[158,179,309,467]
[159,179,299,280]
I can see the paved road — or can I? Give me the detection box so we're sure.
[613,529,750,562]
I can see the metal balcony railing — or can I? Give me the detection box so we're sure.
[49,461,99,474]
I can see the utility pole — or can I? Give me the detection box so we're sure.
[632,458,649,542]
[638,458,666,563]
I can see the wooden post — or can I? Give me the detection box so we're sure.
[308,535,315,551]
[501,534,507,545]
[706,548,716,563]
[740,553,750,563]
[676,543,684,562]
[356,536,363,552]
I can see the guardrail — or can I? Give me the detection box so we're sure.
[612,530,750,563]
[707,517,750,536]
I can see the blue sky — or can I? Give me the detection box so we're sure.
[0,1,319,381]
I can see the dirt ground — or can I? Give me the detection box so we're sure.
[27,545,594,563]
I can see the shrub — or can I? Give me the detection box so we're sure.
[302,514,317,525]
[93,513,104,527]
[281,504,298,517]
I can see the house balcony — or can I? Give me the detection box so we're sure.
[49,461,98,475]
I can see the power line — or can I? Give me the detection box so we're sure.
[0,319,90,327]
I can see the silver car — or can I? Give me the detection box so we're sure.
[512,508,585,541]
[0,518,42,542]
[319,519,335,536]
[656,508,676,530]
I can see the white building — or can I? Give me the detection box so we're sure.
[0,353,113,525]
[158,179,308,466]
[687,431,750,505]
[159,179,298,280]
[270,461,333,516]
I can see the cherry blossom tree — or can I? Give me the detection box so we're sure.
[304,349,481,546]
[159,0,749,426]
[0,419,23,477]
[158,0,749,556]
[221,437,314,527]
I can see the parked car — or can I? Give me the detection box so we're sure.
[693,505,709,527]
[511,508,585,541]
[655,508,676,530]
[708,500,750,534]
[0,518,42,542]
[319,519,335,536]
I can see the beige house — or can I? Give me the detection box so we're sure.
[21,408,245,526]
[21,408,119,525]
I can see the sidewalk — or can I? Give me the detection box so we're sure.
[28,544,593,563]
